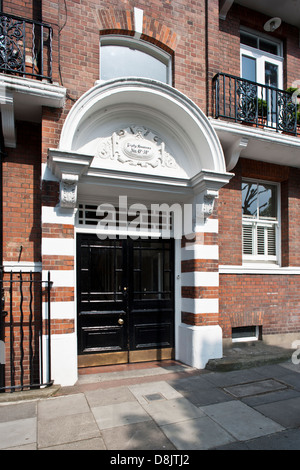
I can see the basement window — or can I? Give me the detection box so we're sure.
[232,326,261,342]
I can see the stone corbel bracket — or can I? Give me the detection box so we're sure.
[0,87,16,148]
[191,169,233,224]
[60,174,79,208]
[47,149,94,208]
[225,136,249,171]
[202,190,219,219]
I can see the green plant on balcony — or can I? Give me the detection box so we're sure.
[257,98,267,118]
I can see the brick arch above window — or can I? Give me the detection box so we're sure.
[95,7,178,52]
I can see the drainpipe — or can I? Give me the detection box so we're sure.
[0,113,5,390]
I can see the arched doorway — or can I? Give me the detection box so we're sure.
[47,78,232,370]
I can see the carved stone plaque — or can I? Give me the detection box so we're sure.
[95,125,177,169]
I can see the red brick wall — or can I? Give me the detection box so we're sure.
[218,160,242,266]
[219,159,300,338]
[220,274,300,338]
[3,121,41,263]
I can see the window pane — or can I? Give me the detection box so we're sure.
[265,62,278,88]
[240,33,257,49]
[242,182,258,217]
[242,55,256,82]
[100,45,168,83]
[258,184,277,218]
[259,39,278,56]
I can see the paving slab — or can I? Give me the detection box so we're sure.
[215,429,300,450]
[201,400,284,441]
[0,417,37,450]
[254,396,300,428]
[85,385,136,408]
[241,387,300,407]
[101,420,176,450]
[142,396,204,426]
[278,372,300,391]
[37,412,100,449]
[0,401,37,422]
[280,362,300,374]
[168,375,234,406]
[224,379,287,398]
[161,415,236,450]
[245,428,300,450]
[203,368,264,388]
[38,393,90,420]
[91,401,151,430]
[128,380,182,405]
[253,363,297,379]
[40,437,106,450]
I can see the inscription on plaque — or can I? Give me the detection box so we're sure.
[123,140,155,161]
[95,125,177,169]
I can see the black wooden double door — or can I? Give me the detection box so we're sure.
[77,235,174,366]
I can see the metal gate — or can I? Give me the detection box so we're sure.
[0,269,53,393]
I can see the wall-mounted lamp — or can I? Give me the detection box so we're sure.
[264,17,282,32]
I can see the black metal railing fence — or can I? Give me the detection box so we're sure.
[0,269,53,393]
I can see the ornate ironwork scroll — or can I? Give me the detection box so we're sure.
[277,91,297,133]
[236,79,258,122]
[0,15,24,73]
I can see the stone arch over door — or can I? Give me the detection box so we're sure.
[52,78,229,185]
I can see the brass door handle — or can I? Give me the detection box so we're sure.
[118,318,124,325]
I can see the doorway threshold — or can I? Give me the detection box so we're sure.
[76,360,196,386]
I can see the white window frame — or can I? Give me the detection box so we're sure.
[240,45,283,90]
[240,28,283,89]
[99,35,172,85]
[242,178,281,265]
[232,326,260,343]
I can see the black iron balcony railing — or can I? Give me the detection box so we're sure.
[0,12,52,81]
[213,73,299,137]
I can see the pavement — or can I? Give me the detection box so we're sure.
[1,342,300,451]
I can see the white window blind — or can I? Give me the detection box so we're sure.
[242,180,279,262]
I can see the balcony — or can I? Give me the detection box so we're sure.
[211,73,300,170]
[0,12,66,148]
[213,73,299,137]
[0,12,52,81]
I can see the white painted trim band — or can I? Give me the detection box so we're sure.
[42,301,75,320]
[181,298,219,314]
[42,238,74,256]
[181,271,219,287]
[219,265,300,275]
[181,244,219,260]
[42,206,76,225]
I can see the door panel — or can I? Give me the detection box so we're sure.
[77,237,128,357]
[77,235,174,366]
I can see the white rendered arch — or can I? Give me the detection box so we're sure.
[59,78,226,174]
[48,78,232,208]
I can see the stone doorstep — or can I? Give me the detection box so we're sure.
[0,384,61,403]
[206,344,294,372]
